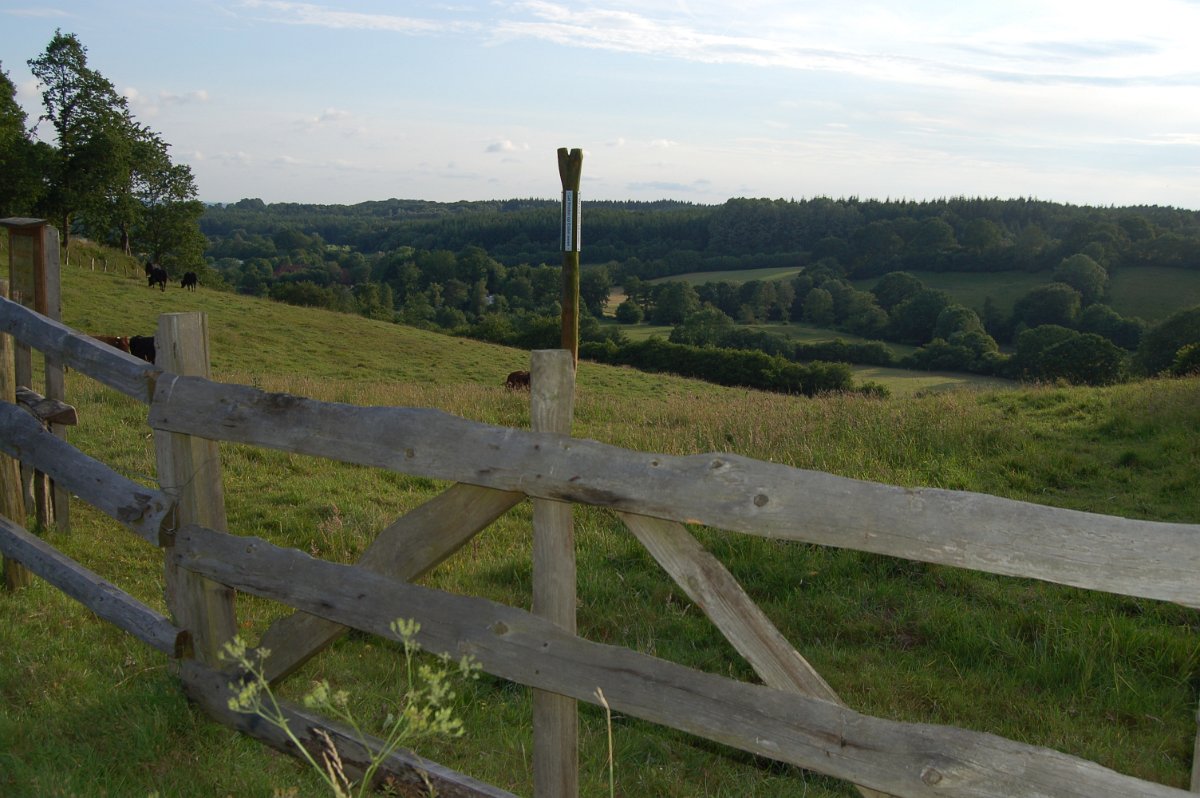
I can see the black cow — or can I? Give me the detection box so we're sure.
[129,335,156,364]
[181,271,198,291]
[148,267,168,291]
[505,370,531,390]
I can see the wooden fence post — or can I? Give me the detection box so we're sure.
[153,312,237,665]
[1,279,31,590]
[41,225,69,534]
[557,148,583,367]
[531,349,578,798]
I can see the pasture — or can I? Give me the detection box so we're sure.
[3,260,1200,796]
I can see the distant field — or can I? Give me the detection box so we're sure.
[634,264,1200,323]
[1107,266,1200,321]
[851,365,1013,396]
[646,265,805,286]
[851,270,1047,316]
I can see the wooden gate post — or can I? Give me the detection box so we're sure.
[0,279,31,590]
[531,349,578,797]
[153,312,237,664]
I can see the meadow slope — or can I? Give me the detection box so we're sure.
[2,259,1200,797]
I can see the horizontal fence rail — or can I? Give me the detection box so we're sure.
[4,296,1199,797]
[175,523,1193,798]
[148,372,1200,608]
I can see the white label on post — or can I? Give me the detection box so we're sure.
[561,190,581,252]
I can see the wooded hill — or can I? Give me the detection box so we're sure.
[201,195,1200,280]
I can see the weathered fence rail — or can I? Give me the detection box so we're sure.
[2,292,1199,798]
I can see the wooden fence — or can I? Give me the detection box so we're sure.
[3,295,1200,798]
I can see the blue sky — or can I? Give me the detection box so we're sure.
[3,1,1199,208]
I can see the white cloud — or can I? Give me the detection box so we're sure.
[238,0,460,34]
[486,139,529,153]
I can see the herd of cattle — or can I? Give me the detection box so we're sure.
[97,263,532,386]
[145,263,198,292]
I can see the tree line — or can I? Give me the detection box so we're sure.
[0,31,205,272]
[199,193,1200,390]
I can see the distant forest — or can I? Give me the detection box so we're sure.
[198,196,1200,392]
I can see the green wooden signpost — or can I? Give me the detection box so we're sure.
[557,148,583,366]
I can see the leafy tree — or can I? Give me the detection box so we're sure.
[933,304,984,341]
[871,271,924,311]
[579,265,612,317]
[614,297,643,324]
[888,288,951,345]
[1136,306,1200,375]
[801,287,835,327]
[0,64,46,215]
[1010,282,1081,332]
[1053,253,1107,305]
[670,306,735,347]
[1010,325,1077,380]
[1033,333,1126,386]
[28,30,129,246]
[1076,304,1144,350]
[1171,343,1200,376]
[650,281,700,325]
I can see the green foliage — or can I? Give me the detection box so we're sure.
[614,297,643,324]
[1012,326,1128,385]
[1011,282,1082,333]
[220,619,478,798]
[1054,253,1108,305]
[870,271,924,311]
[1172,343,1200,376]
[1136,305,1200,375]
[888,288,952,345]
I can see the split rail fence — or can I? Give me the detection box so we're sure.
[3,295,1200,798]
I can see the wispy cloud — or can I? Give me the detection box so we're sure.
[237,0,461,34]
[1,7,71,18]
[124,87,209,117]
[485,139,529,153]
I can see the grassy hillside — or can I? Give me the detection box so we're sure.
[3,258,1200,796]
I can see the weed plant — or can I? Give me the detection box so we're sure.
[1,261,1199,796]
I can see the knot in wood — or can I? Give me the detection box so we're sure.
[753,493,769,507]
[920,765,943,785]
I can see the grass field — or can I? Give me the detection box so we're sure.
[642,264,1200,323]
[3,253,1200,797]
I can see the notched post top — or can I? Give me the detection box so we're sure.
[557,148,583,191]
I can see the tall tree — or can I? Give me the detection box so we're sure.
[28,30,128,245]
[0,64,47,216]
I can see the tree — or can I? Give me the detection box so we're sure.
[1136,306,1200,375]
[1010,283,1081,332]
[1053,253,1108,305]
[933,304,984,341]
[670,306,735,347]
[28,30,129,245]
[614,297,643,324]
[1033,333,1127,386]
[801,287,835,327]
[1076,304,1144,350]
[579,265,612,318]
[888,288,951,345]
[871,271,923,311]
[0,64,46,216]
[650,281,700,325]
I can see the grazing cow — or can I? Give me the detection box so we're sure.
[148,267,168,291]
[181,271,198,291]
[129,335,156,364]
[505,370,531,390]
[91,335,131,353]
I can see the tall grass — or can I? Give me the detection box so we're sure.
[2,261,1199,796]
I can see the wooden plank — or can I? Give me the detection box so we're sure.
[259,482,524,683]
[1,279,30,590]
[148,375,1200,608]
[173,524,1192,798]
[153,313,236,666]
[530,350,577,798]
[180,659,519,798]
[0,514,185,655]
[0,294,158,403]
[0,402,173,545]
[40,224,69,534]
[15,386,78,425]
[619,512,891,798]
